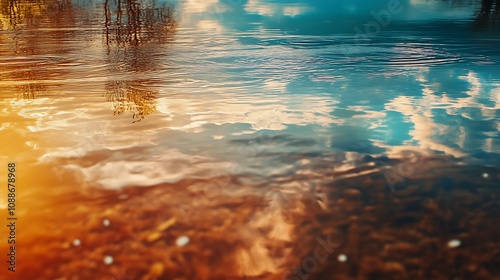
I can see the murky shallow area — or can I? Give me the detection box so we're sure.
[0,0,499,279]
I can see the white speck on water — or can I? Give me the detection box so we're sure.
[103,219,110,227]
[104,255,113,265]
[176,236,190,247]
[337,254,347,262]
[448,239,461,248]
[72,239,81,246]
[482,173,489,178]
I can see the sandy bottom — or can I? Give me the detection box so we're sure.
[4,157,500,280]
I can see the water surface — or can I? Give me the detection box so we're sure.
[0,0,499,279]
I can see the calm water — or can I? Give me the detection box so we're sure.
[0,0,499,279]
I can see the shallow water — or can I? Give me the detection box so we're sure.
[0,0,499,279]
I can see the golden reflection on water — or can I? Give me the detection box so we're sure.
[0,0,176,120]
[0,0,69,99]
[105,80,158,122]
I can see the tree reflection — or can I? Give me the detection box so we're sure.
[105,80,158,123]
[0,0,44,28]
[0,0,175,116]
[469,0,500,28]
[103,0,176,123]
[0,0,75,99]
[104,0,175,46]
[18,80,47,99]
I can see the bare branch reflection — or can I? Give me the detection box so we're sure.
[103,0,176,123]
[104,0,175,46]
[18,81,47,99]
[0,0,42,28]
[105,80,158,123]
[0,0,76,99]
[474,0,500,28]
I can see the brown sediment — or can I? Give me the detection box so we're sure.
[306,160,500,280]
[3,158,500,280]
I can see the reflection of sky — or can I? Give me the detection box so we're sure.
[180,0,499,168]
[176,0,480,27]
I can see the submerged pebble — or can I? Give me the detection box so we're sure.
[384,262,406,273]
[149,262,165,277]
[176,236,190,247]
[337,254,347,262]
[72,239,81,246]
[103,219,110,227]
[448,239,461,248]
[104,255,113,265]
[344,189,361,198]
[147,232,162,243]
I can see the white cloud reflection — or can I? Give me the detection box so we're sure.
[183,0,220,13]
[386,69,499,157]
[244,0,309,17]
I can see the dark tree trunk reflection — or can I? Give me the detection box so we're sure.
[103,0,176,123]
[0,0,75,99]
[0,0,176,118]
[103,0,175,46]
[475,0,500,28]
